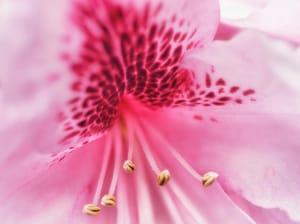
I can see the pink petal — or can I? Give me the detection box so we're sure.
[0,139,113,224]
[140,114,256,224]
[0,0,81,156]
[199,114,300,222]
[219,0,300,44]
[186,30,300,114]
[0,0,75,108]
[151,108,300,223]
[151,31,300,221]
[228,191,300,224]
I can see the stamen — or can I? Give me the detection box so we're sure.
[82,204,101,216]
[123,159,136,173]
[104,127,123,206]
[126,112,171,186]
[157,185,184,224]
[138,118,219,188]
[126,114,135,161]
[126,113,160,173]
[202,171,218,187]
[157,169,171,186]
[141,119,202,180]
[120,115,135,161]
[171,182,207,223]
[101,194,117,206]
[92,135,113,204]
[83,135,113,215]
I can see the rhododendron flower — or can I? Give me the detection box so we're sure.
[1,0,300,223]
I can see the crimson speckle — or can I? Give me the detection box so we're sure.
[230,86,240,93]
[205,73,212,88]
[216,78,226,86]
[243,89,255,96]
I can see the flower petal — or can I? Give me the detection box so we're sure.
[170,31,300,220]
[185,30,300,115]
[219,0,300,44]
[228,191,300,224]
[0,138,116,224]
[150,108,300,222]
[199,114,300,222]
[0,0,84,158]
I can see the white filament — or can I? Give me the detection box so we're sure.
[142,119,202,180]
[92,134,113,204]
[108,127,123,195]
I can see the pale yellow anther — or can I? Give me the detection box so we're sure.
[202,171,218,187]
[82,204,101,216]
[123,160,136,173]
[157,169,171,186]
[101,194,116,206]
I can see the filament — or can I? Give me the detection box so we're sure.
[141,118,202,180]
[126,112,160,173]
[108,127,123,195]
[92,134,113,204]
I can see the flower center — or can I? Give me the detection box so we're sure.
[82,104,218,216]
[60,1,255,149]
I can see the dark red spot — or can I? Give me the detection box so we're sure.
[193,115,203,121]
[149,24,157,40]
[205,92,215,98]
[205,73,212,88]
[235,99,243,104]
[230,86,240,93]
[218,96,231,101]
[216,78,226,86]
[243,89,255,96]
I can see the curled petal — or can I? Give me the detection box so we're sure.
[228,192,300,224]
[219,0,300,44]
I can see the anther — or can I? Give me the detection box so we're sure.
[157,169,171,186]
[202,171,218,187]
[101,194,117,206]
[82,204,101,216]
[123,160,136,173]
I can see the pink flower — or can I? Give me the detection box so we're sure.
[1,0,300,223]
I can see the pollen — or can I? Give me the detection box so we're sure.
[202,171,218,187]
[101,194,117,206]
[157,169,171,186]
[82,204,101,215]
[123,160,136,173]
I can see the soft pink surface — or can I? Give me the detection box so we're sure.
[1,0,300,223]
